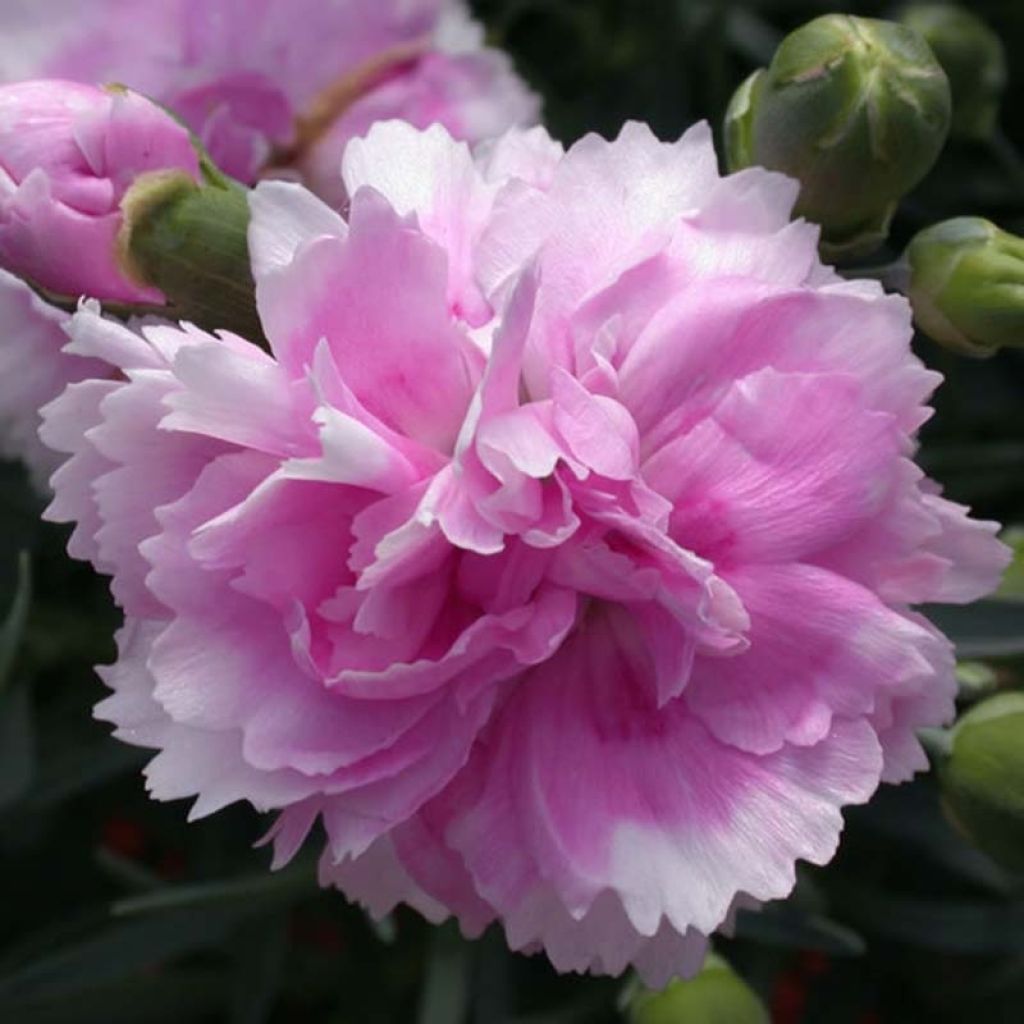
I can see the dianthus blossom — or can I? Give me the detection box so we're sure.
[0,0,538,186]
[41,120,1009,983]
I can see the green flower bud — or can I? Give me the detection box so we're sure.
[117,169,264,346]
[728,14,951,260]
[627,955,769,1024]
[900,5,1007,141]
[939,692,1024,872]
[906,217,1024,356]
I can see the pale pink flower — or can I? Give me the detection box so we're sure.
[41,121,1008,983]
[0,0,539,186]
[0,269,106,488]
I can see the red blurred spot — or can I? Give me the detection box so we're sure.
[798,950,831,977]
[289,912,346,953]
[100,815,146,860]
[156,850,186,880]
[771,971,808,1024]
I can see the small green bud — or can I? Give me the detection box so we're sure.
[727,14,951,260]
[906,217,1024,356]
[939,692,1024,872]
[900,5,1007,141]
[627,955,769,1024]
[117,170,264,345]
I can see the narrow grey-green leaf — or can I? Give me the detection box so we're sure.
[924,600,1024,658]
[0,684,35,807]
[417,924,470,1024]
[0,552,31,691]
[112,859,316,916]
[732,904,866,956]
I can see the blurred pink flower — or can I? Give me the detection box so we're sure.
[0,0,538,187]
[0,79,200,302]
[41,121,1008,983]
[0,269,105,488]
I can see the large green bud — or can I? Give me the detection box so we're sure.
[627,955,769,1024]
[117,161,263,345]
[900,5,1007,141]
[938,692,1024,872]
[725,15,951,260]
[906,217,1024,357]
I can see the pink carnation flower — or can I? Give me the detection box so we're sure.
[41,121,1009,983]
[0,0,538,186]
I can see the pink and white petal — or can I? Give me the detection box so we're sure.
[520,122,720,398]
[812,462,1011,605]
[643,369,901,566]
[869,612,958,784]
[258,189,481,451]
[918,492,1010,603]
[625,285,937,456]
[342,120,498,323]
[87,372,232,616]
[685,563,938,754]
[331,583,577,702]
[0,271,106,487]
[316,686,499,860]
[617,277,780,440]
[665,218,822,290]
[477,125,564,189]
[550,369,638,481]
[446,612,882,943]
[41,378,119,565]
[163,338,318,457]
[500,886,710,983]
[319,834,450,925]
[96,617,321,818]
[247,179,347,283]
[692,165,800,234]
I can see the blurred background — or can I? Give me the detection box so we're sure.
[1,1,1023,1021]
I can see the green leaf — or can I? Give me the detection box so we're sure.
[850,777,1012,892]
[112,859,316,917]
[0,907,250,1003]
[732,904,866,956]
[0,551,31,691]
[416,924,470,1024]
[0,967,225,1024]
[836,886,1024,953]
[22,739,146,811]
[0,863,315,1005]
[229,915,288,1024]
[0,683,35,807]
[924,600,1024,658]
